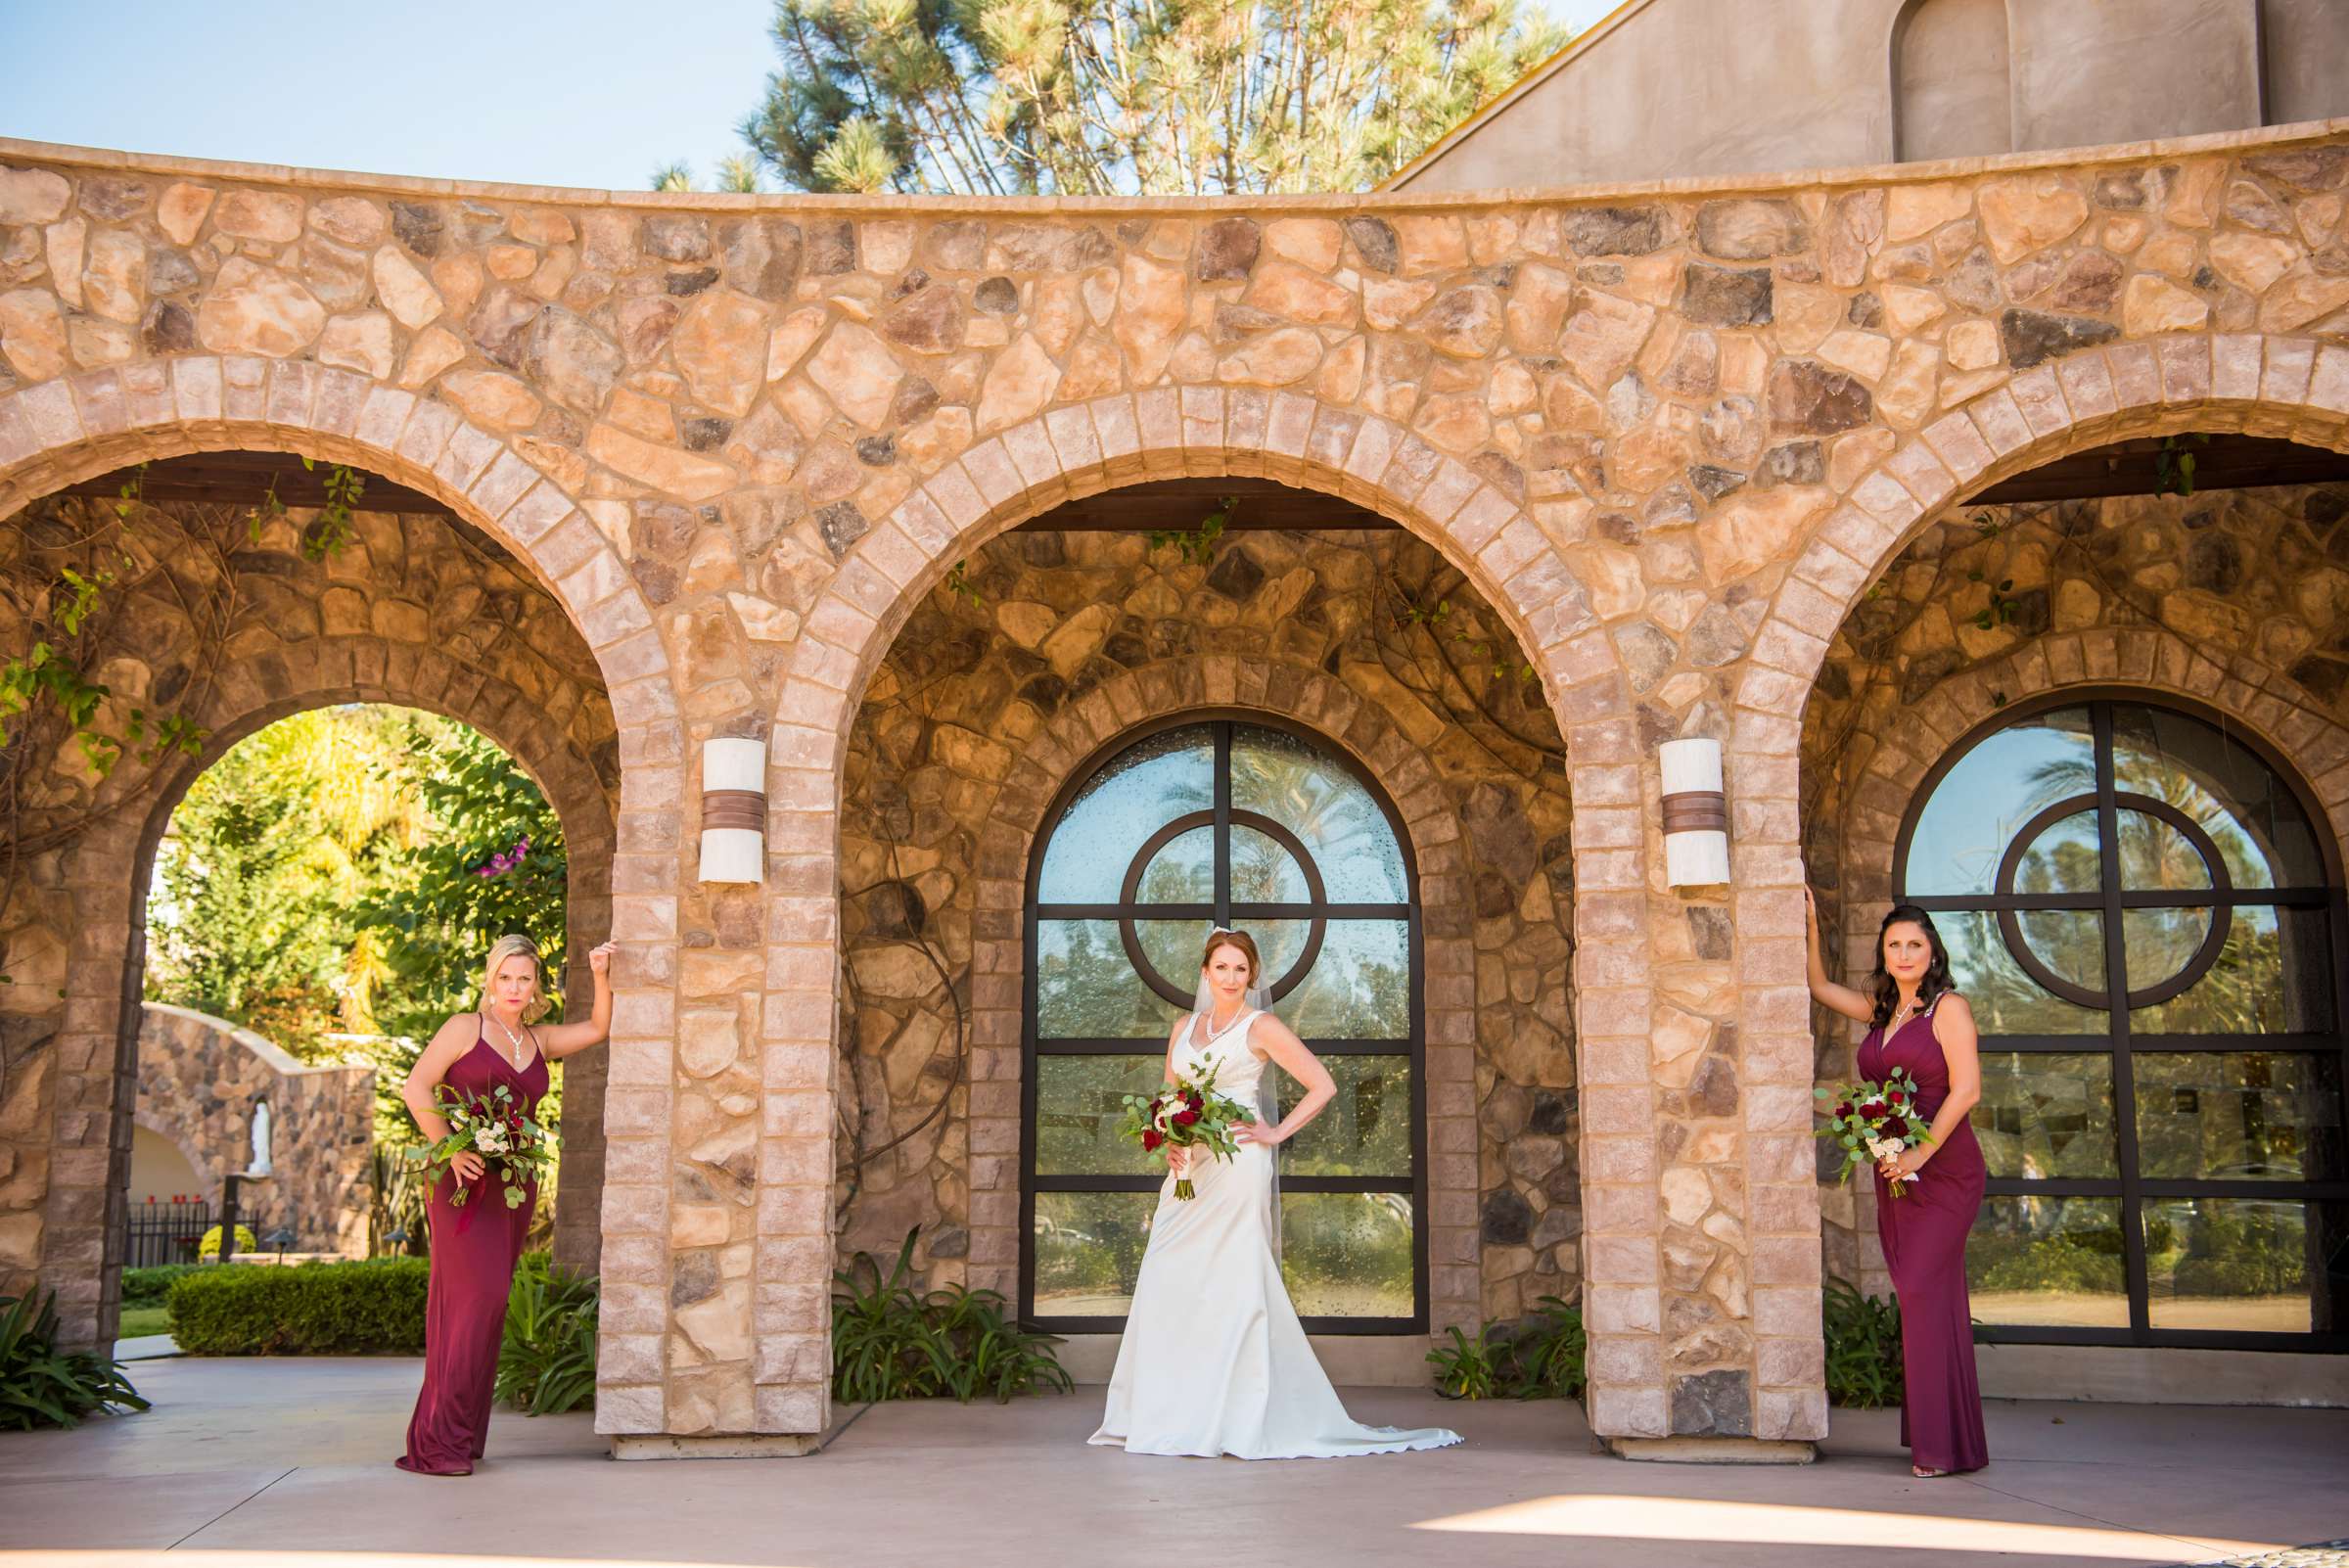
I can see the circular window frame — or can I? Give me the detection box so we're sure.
[1993,789,2235,1010]
[1117,807,1329,1007]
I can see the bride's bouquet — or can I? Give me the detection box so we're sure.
[409,1082,555,1211]
[1815,1067,1934,1198]
[1118,1064,1252,1200]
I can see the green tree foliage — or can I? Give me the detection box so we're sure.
[147,708,434,1052]
[146,706,566,1143]
[737,0,1566,195]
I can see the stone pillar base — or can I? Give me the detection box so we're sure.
[609,1433,821,1460]
[1603,1436,1818,1464]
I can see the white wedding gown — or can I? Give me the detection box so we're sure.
[1088,1008,1462,1459]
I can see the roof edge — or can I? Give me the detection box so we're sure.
[1382,0,1663,192]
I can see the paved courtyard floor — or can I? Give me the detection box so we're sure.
[2,1358,2345,1568]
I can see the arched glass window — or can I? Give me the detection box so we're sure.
[1023,716,1424,1334]
[1898,695,2347,1348]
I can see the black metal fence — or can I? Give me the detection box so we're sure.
[122,1200,212,1268]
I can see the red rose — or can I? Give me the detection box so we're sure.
[1860,1099,1887,1119]
[1880,1115,1909,1139]
[1174,1106,1200,1127]
[1888,1089,1907,1105]
[1833,1102,1855,1120]
[1184,1090,1204,1110]
[1141,1130,1165,1152]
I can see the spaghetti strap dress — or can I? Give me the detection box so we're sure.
[1857,992,1990,1474]
[395,1023,547,1476]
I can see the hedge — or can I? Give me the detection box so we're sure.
[119,1265,201,1310]
[169,1259,429,1355]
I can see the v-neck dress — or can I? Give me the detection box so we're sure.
[1087,1008,1461,1459]
[1857,993,1990,1474]
[396,1022,548,1476]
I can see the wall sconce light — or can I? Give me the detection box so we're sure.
[1659,736,1729,888]
[698,736,766,884]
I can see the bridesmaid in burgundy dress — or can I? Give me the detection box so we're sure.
[1806,894,1989,1477]
[395,932,614,1476]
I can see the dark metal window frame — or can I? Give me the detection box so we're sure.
[1020,711,1429,1336]
[1893,688,2349,1352]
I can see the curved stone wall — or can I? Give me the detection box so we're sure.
[0,119,2342,1448]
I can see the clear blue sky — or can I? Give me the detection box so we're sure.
[0,0,1622,192]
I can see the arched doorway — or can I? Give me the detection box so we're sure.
[0,448,619,1343]
[1022,715,1425,1332]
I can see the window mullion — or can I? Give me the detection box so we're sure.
[1213,721,1231,927]
[2094,702,2153,1343]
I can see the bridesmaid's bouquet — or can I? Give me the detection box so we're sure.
[1118,1065,1252,1200]
[410,1082,555,1210]
[1816,1068,1934,1198]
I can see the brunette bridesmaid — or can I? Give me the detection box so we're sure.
[1806,891,1989,1477]
[395,933,614,1476]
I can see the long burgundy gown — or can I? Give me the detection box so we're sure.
[1857,992,1990,1474]
[396,1024,546,1476]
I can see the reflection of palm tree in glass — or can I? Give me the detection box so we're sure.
[1234,733,1396,897]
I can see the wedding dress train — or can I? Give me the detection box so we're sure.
[1088,1007,1462,1459]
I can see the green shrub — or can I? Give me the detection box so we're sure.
[196,1224,257,1261]
[1,1291,150,1429]
[1428,1296,1587,1401]
[832,1228,1072,1404]
[169,1259,429,1354]
[2173,1207,2303,1298]
[496,1254,598,1414]
[119,1266,200,1310]
[1977,1233,2123,1295]
[1821,1278,1904,1408]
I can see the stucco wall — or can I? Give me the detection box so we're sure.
[1395,0,2349,194]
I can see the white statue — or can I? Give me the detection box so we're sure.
[247,1098,273,1177]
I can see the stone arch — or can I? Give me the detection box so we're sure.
[1811,623,2349,1292]
[0,360,682,1341]
[1708,333,2349,1439]
[955,653,1494,1338]
[1739,335,2349,864]
[757,388,1669,1440]
[0,359,668,695]
[42,632,619,1329]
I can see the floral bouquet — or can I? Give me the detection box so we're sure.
[409,1082,554,1212]
[1118,1064,1252,1200]
[1816,1067,1934,1198]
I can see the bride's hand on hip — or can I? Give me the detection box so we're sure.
[1232,1121,1283,1147]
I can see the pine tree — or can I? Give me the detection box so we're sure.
[733,0,1565,196]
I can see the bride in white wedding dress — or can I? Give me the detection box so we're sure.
[1088,928,1461,1460]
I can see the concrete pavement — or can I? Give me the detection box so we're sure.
[2,1357,2344,1568]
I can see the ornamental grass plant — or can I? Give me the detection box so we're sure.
[831,1228,1072,1405]
[0,1291,149,1430]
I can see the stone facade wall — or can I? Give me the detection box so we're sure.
[1799,479,2349,1284]
[1,120,2344,1450]
[134,1001,373,1256]
[0,484,620,1328]
[839,525,1580,1328]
